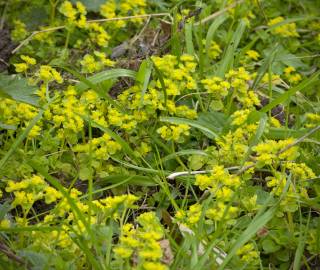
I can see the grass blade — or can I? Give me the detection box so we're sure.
[0,106,45,170]
[85,117,139,163]
[260,70,320,113]
[76,69,137,92]
[136,58,153,107]
[205,15,227,57]
[185,22,195,55]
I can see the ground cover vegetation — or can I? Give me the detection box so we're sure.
[0,0,320,269]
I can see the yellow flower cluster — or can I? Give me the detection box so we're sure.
[246,50,260,61]
[213,124,257,165]
[175,203,202,227]
[5,175,61,209]
[59,1,87,28]
[39,65,63,83]
[269,116,282,128]
[226,67,260,108]
[236,243,260,265]
[205,202,239,222]
[93,194,139,219]
[26,193,142,254]
[231,109,251,126]
[11,20,28,41]
[157,124,190,143]
[266,171,287,196]
[100,0,147,27]
[73,133,121,160]
[152,54,197,96]
[114,212,167,269]
[14,55,37,73]
[195,165,240,192]
[261,73,281,85]
[284,162,316,180]
[80,51,115,73]
[206,40,222,60]
[0,99,38,126]
[284,66,302,84]
[305,113,320,128]
[49,86,85,134]
[201,76,230,98]
[87,22,111,47]
[194,166,241,222]
[268,16,299,37]
[59,1,111,47]
[119,86,197,121]
[252,138,299,167]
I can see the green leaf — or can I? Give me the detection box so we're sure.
[262,238,281,253]
[217,19,246,77]
[75,69,137,92]
[71,0,105,12]
[160,116,219,139]
[205,15,227,57]
[266,127,307,139]
[0,122,17,130]
[96,175,157,187]
[0,202,11,220]
[185,22,195,55]
[260,70,320,113]
[0,73,38,106]
[252,45,279,90]
[188,155,206,170]
[79,167,93,181]
[162,149,208,163]
[197,111,230,134]
[136,59,153,107]
[59,66,123,111]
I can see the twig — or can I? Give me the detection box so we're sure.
[87,13,171,24]
[0,58,9,66]
[195,0,245,25]
[278,125,320,155]
[11,26,65,54]
[0,242,27,267]
[167,167,239,180]
[129,16,151,46]
[11,13,171,54]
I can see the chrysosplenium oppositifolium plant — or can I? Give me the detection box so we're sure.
[0,0,320,269]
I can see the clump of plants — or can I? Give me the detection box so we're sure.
[0,0,320,269]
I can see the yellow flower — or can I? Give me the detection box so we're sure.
[216,186,234,201]
[268,16,299,37]
[59,1,77,20]
[231,109,251,126]
[195,175,212,190]
[14,63,28,73]
[143,262,168,270]
[114,246,133,258]
[28,125,41,138]
[187,203,202,224]
[44,186,62,204]
[21,55,36,65]
[11,20,28,41]
[236,243,260,264]
[39,65,63,83]
[0,219,10,229]
[246,50,260,60]
[157,124,190,142]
